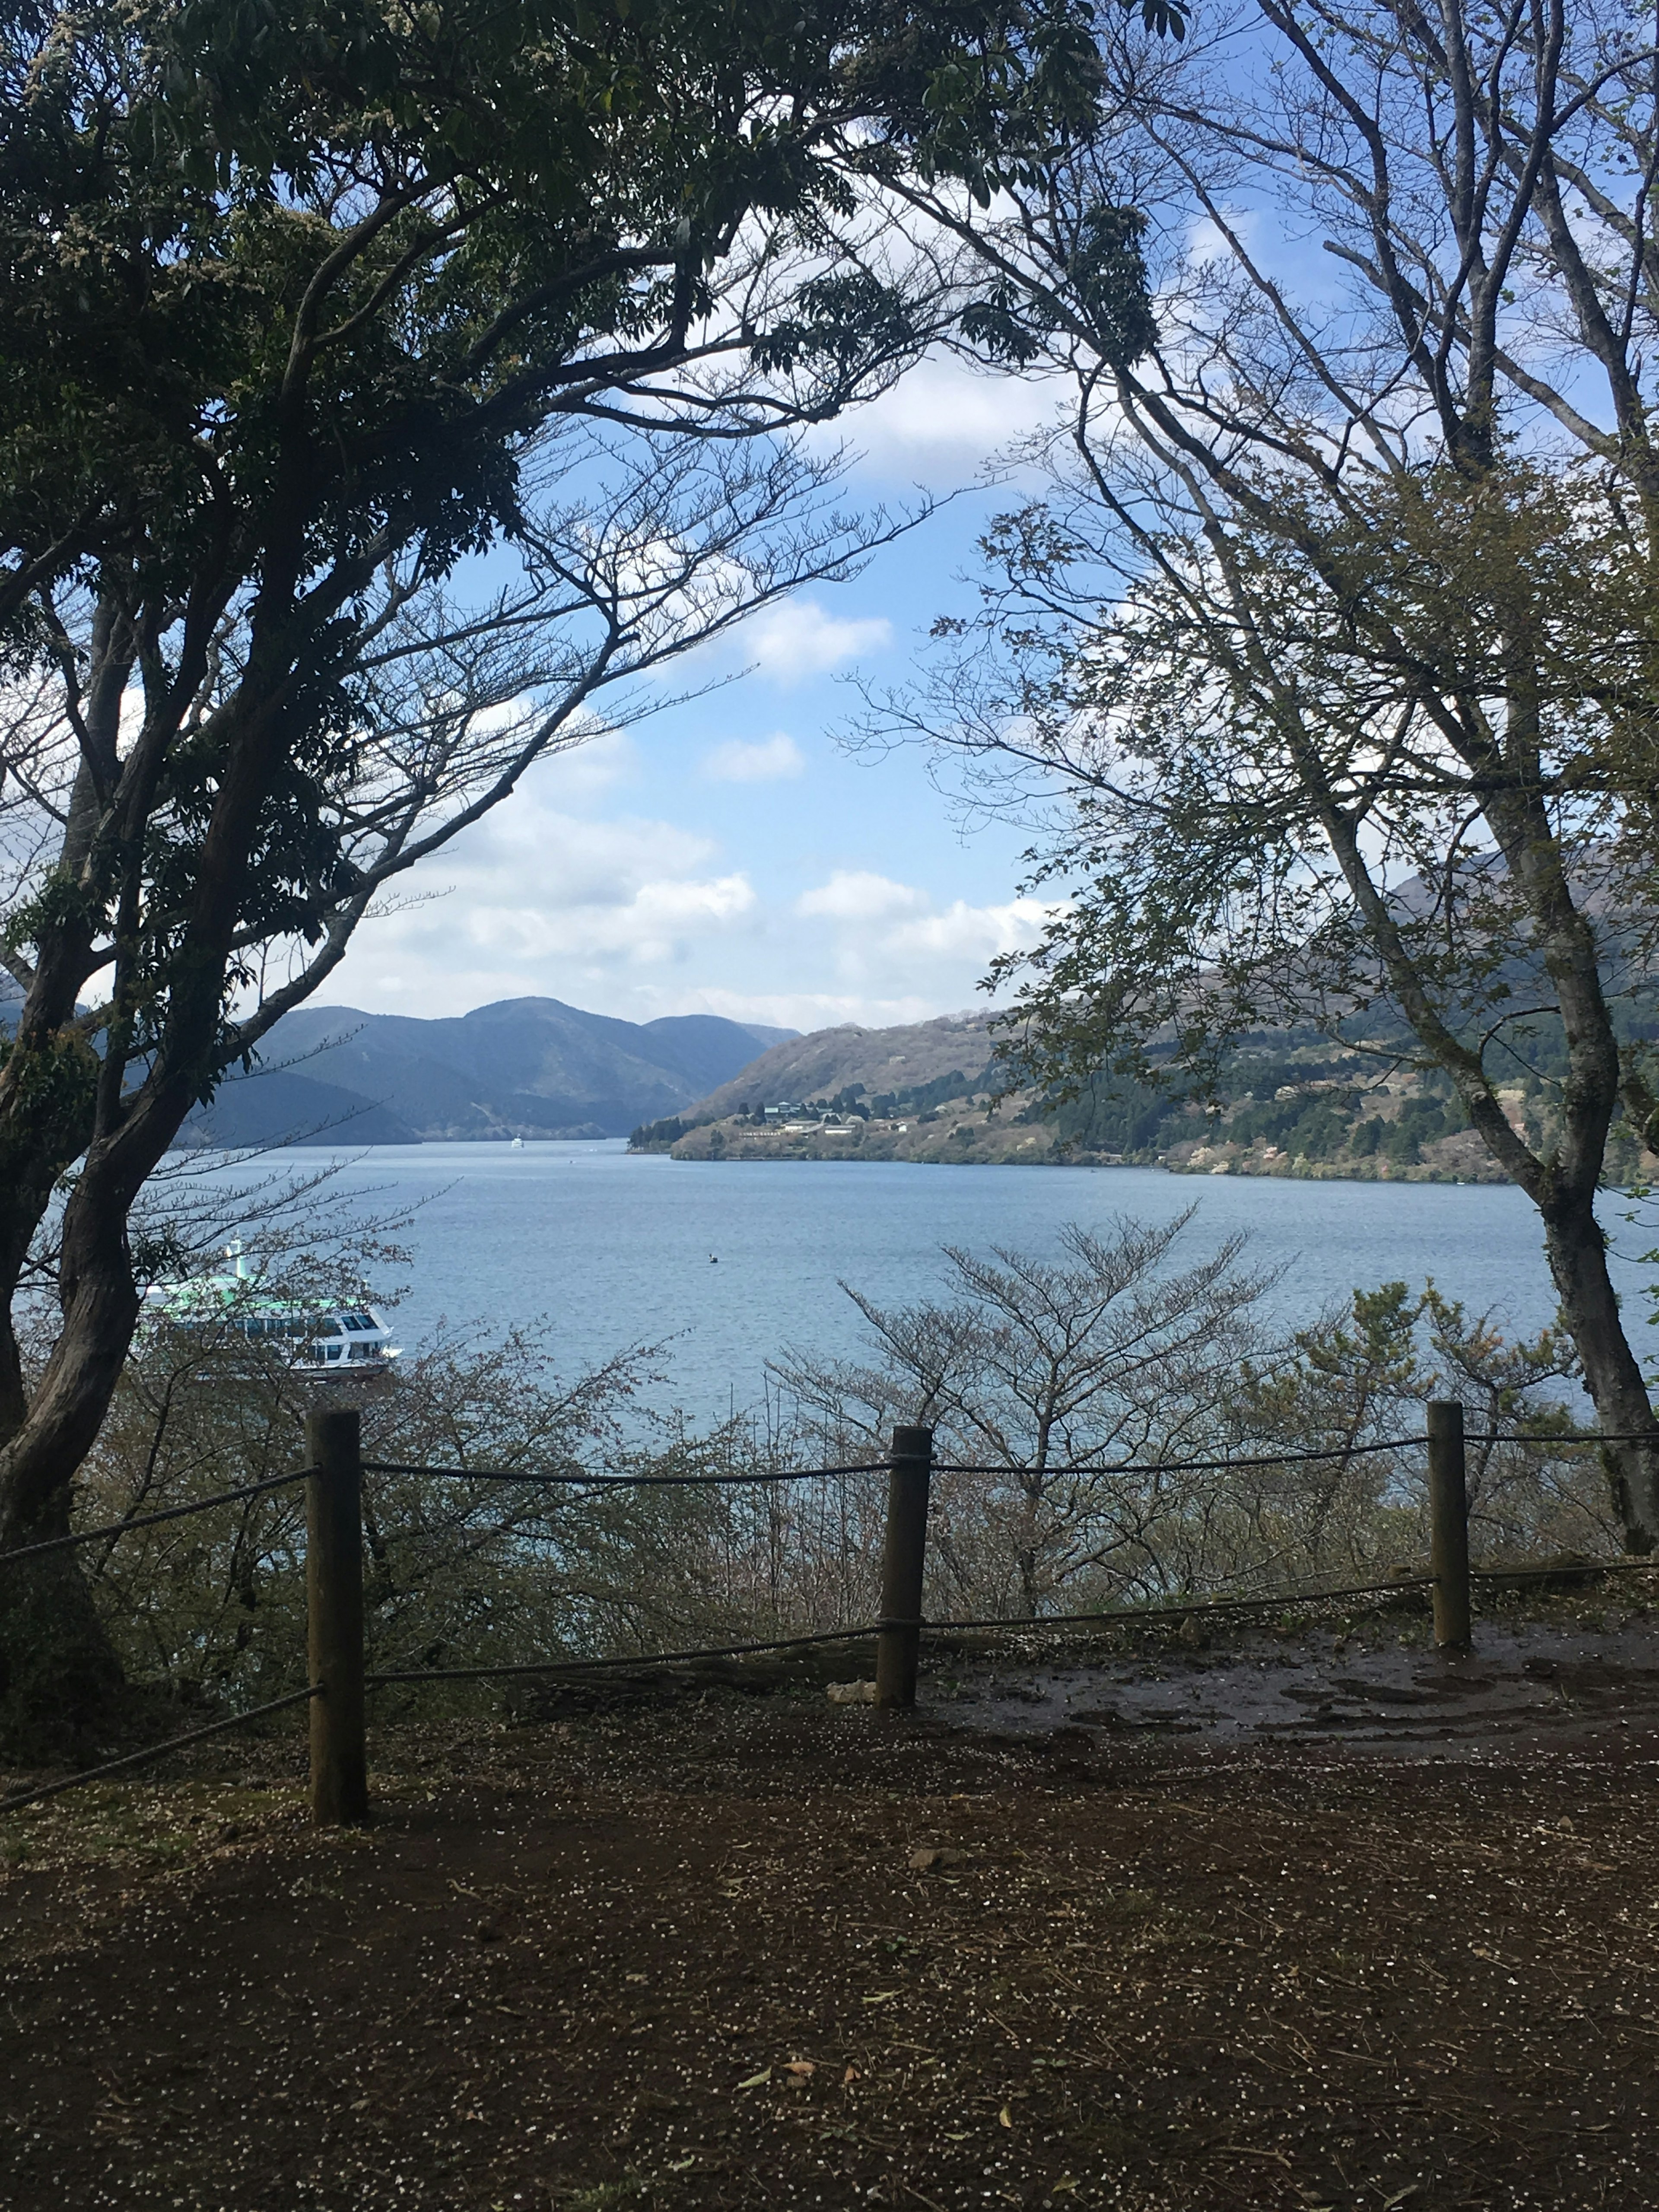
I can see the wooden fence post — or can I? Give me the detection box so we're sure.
[306,1406,368,1823]
[875,1426,933,1710]
[1427,1399,1472,1653]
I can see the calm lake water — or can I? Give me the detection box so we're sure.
[172,1141,1656,1420]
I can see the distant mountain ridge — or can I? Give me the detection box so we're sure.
[179,997,795,1147]
[650,998,1656,1186]
[679,1013,998,1124]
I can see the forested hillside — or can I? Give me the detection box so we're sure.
[674,1013,999,1122]
[641,1012,1659,1183]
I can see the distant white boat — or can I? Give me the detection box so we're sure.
[142,1242,400,1376]
[511,1136,524,1148]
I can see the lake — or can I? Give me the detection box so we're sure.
[169,1141,1657,1419]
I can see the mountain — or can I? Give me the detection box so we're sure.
[180,998,793,1147]
[638,1007,1619,1184]
[632,1014,797,1094]
[672,1013,998,1125]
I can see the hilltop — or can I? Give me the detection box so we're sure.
[180,999,794,1147]
[677,1012,999,1120]
[632,1010,1659,1184]
[628,1012,1052,1165]
[45,970,1659,1181]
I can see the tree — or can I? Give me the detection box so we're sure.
[774,1222,1615,1612]
[872,0,1659,1548]
[773,1212,1274,1613]
[78,1223,1615,1705]
[81,1307,804,1707]
[1236,1282,1613,1575]
[0,0,1151,1746]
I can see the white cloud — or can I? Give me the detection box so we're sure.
[537,725,637,798]
[888,895,1056,960]
[800,879,1057,991]
[742,599,892,684]
[833,353,1065,484]
[701,732,806,783]
[320,792,760,1016]
[1184,206,1263,271]
[787,872,1058,1011]
[797,869,930,922]
[314,806,1052,1033]
[462,868,756,964]
[619,984,954,1030]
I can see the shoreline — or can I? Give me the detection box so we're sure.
[632,1141,1513,1188]
[166,1130,1529,1191]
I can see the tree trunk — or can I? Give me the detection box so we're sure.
[0,1098,185,1755]
[1540,1195,1659,1553]
[0,1481,124,1762]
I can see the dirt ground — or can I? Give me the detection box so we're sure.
[3,1588,1659,2212]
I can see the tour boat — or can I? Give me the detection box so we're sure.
[142,1242,400,1376]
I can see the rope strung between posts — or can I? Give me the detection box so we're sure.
[8,1554,1652,1817]
[365,1566,1463,1692]
[6,1428,1649,1579]
[0,1684,323,1815]
[1474,1557,1659,1578]
[375,1430,1654,1490]
[13,1395,1656,1833]
[360,1459,887,1487]
[918,1574,1438,1637]
[937,1437,1418,1476]
[371,1556,1659,1697]
[934,1430,1659,1477]
[367,1622,885,1686]
[0,1468,315,1572]
[1517,1430,1659,1444]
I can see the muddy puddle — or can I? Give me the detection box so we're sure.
[922,1614,1659,1757]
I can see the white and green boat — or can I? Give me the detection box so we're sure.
[142,1242,400,1376]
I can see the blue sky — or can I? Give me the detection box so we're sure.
[322,354,1071,1033]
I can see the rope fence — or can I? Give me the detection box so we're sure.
[935,1431,1659,1478]
[938,1437,1417,1477]
[0,1468,314,1567]
[361,1458,887,1488]
[4,1404,1658,1823]
[0,1685,322,1815]
[363,1430,1653,1489]
[367,1623,886,1687]
[6,1425,1637,1576]
[363,1579,1465,1693]
[916,1575,1439,1638]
